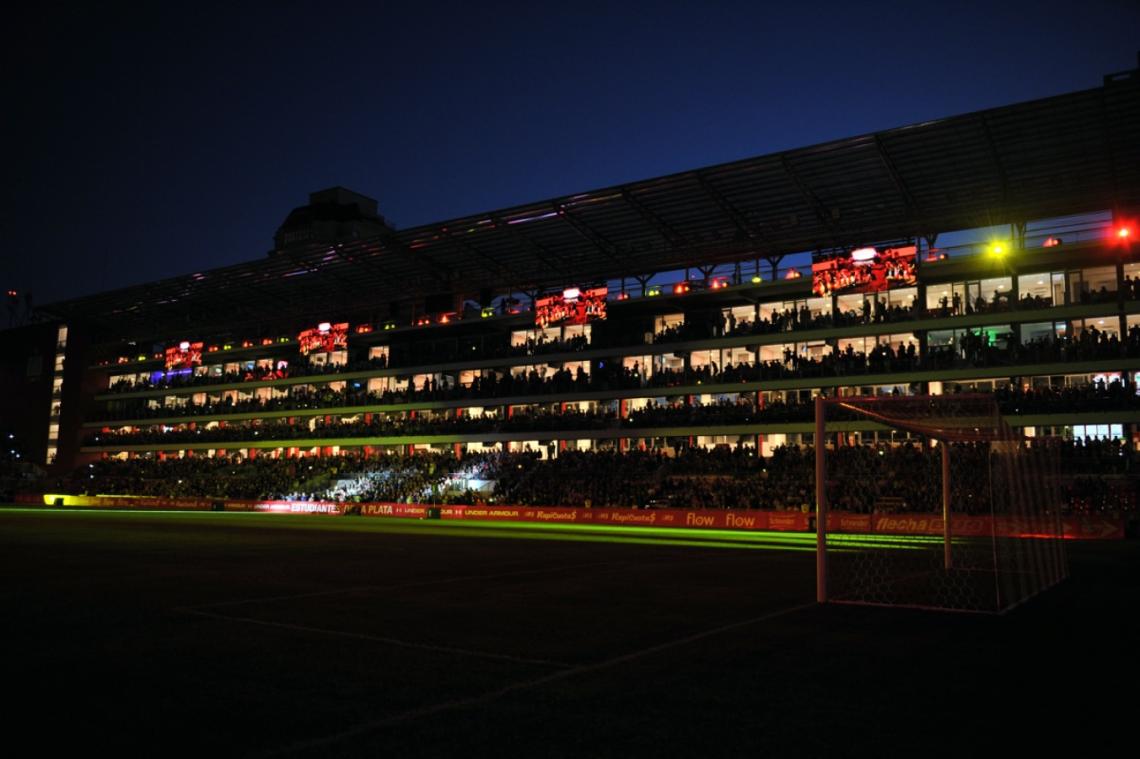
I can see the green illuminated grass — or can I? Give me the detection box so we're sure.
[0,505,953,553]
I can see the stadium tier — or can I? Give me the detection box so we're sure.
[5,64,1139,534]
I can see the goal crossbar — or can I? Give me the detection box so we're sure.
[813,393,1066,613]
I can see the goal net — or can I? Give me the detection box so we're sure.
[814,394,1067,613]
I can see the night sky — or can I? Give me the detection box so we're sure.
[4,1,1139,306]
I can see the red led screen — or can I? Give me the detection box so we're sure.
[298,322,349,355]
[811,245,917,297]
[534,287,607,328]
[164,342,203,370]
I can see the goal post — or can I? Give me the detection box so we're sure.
[814,393,1068,614]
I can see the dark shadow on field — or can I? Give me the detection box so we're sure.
[1,510,1135,757]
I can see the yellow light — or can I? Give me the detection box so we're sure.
[989,242,1006,257]
[751,275,763,284]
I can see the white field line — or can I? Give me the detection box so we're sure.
[256,601,817,758]
[181,607,574,668]
[180,560,622,611]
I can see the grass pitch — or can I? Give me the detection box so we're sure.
[2,507,1135,757]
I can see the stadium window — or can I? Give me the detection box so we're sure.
[563,323,590,342]
[656,353,685,372]
[1081,266,1117,296]
[978,277,1012,305]
[1123,263,1140,299]
[758,343,789,363]
[835,292,866,318]
[1068,266,1116,303]
[805,296,830,317]
[723,345,754,366]
[884,286,917,310]
[1072,318,1119,338]
[1021,321,1064,343]
[925,282,977,314]
[797,340,828,361]
[654,313,684,333]
[622,354,651,371]
[1017,272,1065,307]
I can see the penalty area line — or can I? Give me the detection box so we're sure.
[181,559,621,611]
[179,607,573,668]
[255,600,817,758]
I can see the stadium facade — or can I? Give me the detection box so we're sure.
[20,62,1140,499]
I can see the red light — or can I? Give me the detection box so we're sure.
[617,292,629,300]
[673,283,689,294]
[1117,227,1132,240]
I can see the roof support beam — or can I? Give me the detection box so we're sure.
[619,187,687,248]
[490,215,569,280]
[872,134,920,218]
[281,248,363,292]
[376,232,454,289]
[438,226,529,285]
[334,242,402,281]
[553,203,623,265]
[694,172,766,246]
[779,155,842,243]
[977,113,1011,216]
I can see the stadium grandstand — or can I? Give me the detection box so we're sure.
[6,60,1139,542]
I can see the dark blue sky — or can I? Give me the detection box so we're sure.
[4,1,1139,304]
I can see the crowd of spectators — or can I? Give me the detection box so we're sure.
[108,355,390,394]
[62,439,1137,516]
[654,300,919,346]
[996,378,1140,415]
[104,277,1140,399]
[86,376,1140,448]
[506,334,590,357]
[0,432,42,501]
[97,324,1140,426]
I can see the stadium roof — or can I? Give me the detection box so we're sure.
[43,65,1140,341]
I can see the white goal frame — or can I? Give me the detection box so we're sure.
[812,393,1066,612]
